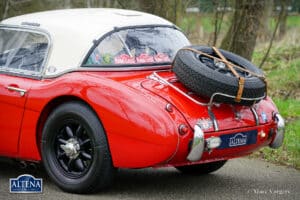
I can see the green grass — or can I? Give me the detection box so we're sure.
[250,97,300,169]
[286,15,300,28]
[253,46,300,100]
[273,98,300,119]
[270,15,300,30]
[201,17,215,33]
[251,45,300,169]
[181,14,300,36]
[180,15,198,34]
[179,13,231,35]
[267,58,300,97]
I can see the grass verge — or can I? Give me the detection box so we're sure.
[250,45,300,170]
[250,99,300,169]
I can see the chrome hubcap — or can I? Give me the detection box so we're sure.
[60,138,80,159]
[55,123,93,176]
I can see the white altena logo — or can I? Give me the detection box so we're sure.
[229,133,247,147]
[10,174,42,193]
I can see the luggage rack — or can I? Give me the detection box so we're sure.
[149,70,265,131]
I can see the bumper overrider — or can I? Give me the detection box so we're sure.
[187,113,285,162]
[269,113,285,149]
[187,125,205,162]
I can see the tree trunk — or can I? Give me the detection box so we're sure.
[259,0,285,68]
[220,0,266,61]
[0,1,5,20]
[1,0,10,20]
[139,0,184,25]
[278,0,290,38]
[64,0,72,8]
[258,0,273,41]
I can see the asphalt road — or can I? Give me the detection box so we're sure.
[0,158,299,200]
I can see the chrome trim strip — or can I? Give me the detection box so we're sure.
[250,107,259,126]
[149,71,209,106]
[187,125,205,162]
[42,66,170,79]
[208,107,219,131]
[78,65,170,72]
[150,71,266,108]
[209,92,265,106]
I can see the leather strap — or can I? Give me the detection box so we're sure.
[178,47,267,102]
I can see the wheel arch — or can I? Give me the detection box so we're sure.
[36,95,107,157]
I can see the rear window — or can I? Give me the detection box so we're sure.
[84,26,190,67]
[0,27,49,76]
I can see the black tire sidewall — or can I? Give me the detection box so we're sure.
[41,102,113,193]
[186,46,263,87]
[173,46,266,105]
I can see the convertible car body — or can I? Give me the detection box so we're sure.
[0,9,284,193]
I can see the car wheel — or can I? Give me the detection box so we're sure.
[41,102,115,193]
[176,160,227,174]
[173,45,266,105]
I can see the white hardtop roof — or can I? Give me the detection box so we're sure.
[0,8,173,77]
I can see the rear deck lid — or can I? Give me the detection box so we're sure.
[141,71,260,132]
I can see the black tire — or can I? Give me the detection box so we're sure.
[41,102,115,194]
[173,45,266,105]
[176,160,227,175]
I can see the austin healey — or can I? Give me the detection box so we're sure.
[0,8,284,193]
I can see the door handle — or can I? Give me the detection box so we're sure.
[5,86,27,97]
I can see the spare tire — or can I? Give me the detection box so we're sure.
[172,45,266,105]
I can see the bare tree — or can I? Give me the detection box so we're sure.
[220,0,266,61]
[211,0,227,46]
[259,0,286,68]
[64,0,72,8]
[279,0,291,38]
[1,0,10,20]
[258,0,273,41]
[87,0,92,8]
[138,0,185,25]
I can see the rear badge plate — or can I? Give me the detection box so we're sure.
[218,130,257,149]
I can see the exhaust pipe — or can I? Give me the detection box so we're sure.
[28,162,38,171]
[16,160,38,172]
[17,160,27,169]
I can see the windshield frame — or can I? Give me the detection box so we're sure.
[81,24,189,69]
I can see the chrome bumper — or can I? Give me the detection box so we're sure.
[269,113,285,149]
[187,125,205,162]
[187,113,285,161]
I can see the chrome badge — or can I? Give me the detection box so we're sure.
[261,111,268,123]
[197,118,213,130]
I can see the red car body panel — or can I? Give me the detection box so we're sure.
[0,74,33,156]
[0,68,279,168]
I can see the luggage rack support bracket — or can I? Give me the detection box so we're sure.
[148,71,265,131]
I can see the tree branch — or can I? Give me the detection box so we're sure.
[259,2,285,68]
[116,0,126,9]
[212,0,226,46]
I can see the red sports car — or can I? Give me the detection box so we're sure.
[0,8,284,193]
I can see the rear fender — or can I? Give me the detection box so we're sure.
[83,76,183,168]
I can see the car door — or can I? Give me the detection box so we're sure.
[0,75,31,155]
[0,27,49,156]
